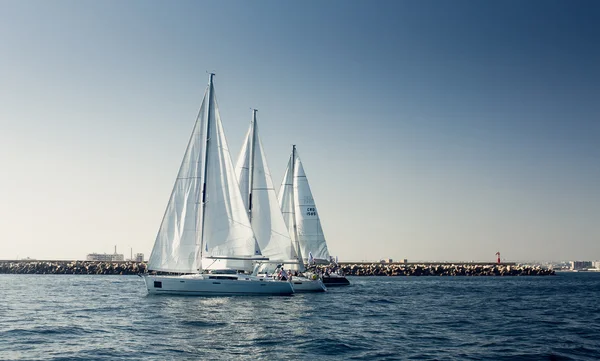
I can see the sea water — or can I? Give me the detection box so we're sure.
[0,273,599,360]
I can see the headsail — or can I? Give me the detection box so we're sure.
[148,90,207,273]
[235,111,297,265]
[235,125,252,212]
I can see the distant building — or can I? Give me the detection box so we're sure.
[570,261,593,270]
[86,253,124,262]
[380,258,393,263]
[87,246,125,262]
[593,261,600,270]
[134,253,144,262]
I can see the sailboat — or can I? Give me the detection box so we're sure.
[278,146,350,286]
[234,110,326,292]
[143,74,294,296]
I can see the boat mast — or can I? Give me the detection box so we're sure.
[198,73,215,268]
[290,145,303,263]
[247,109,258,221]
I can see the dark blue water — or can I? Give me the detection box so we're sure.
[1,273,599,360]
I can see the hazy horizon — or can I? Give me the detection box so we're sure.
[1,1,598,263]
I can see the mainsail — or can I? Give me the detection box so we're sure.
[148,74,260,273]
[278,146,330,263]
[235,110,297,265]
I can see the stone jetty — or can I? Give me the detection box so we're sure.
[0,260,554,276]
[331,263,555,276]
[0,260,147,275]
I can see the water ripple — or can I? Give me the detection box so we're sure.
[1,273,599,360]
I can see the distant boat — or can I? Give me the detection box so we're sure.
[143,74,293,296]
[234,110,326,292]
[278,145,350,286]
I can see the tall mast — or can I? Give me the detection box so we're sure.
[198,73,215,265]
[247,109,258,221]
[290,145,302,262]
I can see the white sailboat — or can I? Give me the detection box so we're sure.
[143,74,293,296]
[278,146,350,286]
[234,110,326,292]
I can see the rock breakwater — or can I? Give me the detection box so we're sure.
[0,261,554,276]
[0,260,147,275]
[332,263,554,276]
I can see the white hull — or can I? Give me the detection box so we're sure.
[144,274,294,296]
[290,276,327,292]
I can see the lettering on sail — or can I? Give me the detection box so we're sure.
[306,207,317,216]
[302,196,316,216]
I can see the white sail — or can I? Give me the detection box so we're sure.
[292,149,330,262]
[235,113,296,264]
[278,154,302,263]
[148,90,207,273]
[148,75,260,273]
[201,87,261,267]
[234,125,252,211]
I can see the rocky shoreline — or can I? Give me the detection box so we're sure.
[0,260,554,276]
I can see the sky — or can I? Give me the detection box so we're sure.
[0,0,598,262]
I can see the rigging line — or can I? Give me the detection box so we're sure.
[206,216,255,230]
[270,229,294,238]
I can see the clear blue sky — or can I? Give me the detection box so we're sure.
[1,0,598,262]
